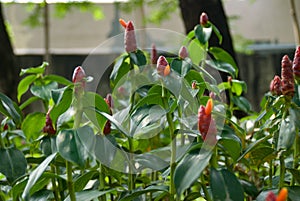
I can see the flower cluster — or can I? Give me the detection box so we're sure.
[42,109,56,135]
[119,18,137,53]
[293,46,300,83]
[157,56,171,77]
[265,188,288,201]
[198,99,217,144]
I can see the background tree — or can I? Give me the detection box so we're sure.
[0,2,17,99]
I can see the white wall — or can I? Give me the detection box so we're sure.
[3,0,300,54]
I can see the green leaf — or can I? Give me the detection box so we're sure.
[232,96,252,113]
[205,60,236,78]
[0,93,22,125]
[0,148,27,184]
[210,168,244,201]
[65,189,115,201]
[183,30,195,46]
[170,58,192,77]
[135,152,169,170]
[277,116,296,151]
[119,185,169,201]
[43,74,73,86]
[22,153,57,200]
[50,87,73,124]
[211,24,223,44]
[110,55,131,88]
[209,47,238,77]
[57,126,95,167]
[287,186,300,201]
[19,96,40,110]
[239,180,259,197]
[219,137,241,162]
[82,92,110,131]
[130,49,147,67]
[74,170,98,192]
[231,79,247,96]
[21,112,45,140]
[30,81,58,101]
[174,149,212,195]
[187,39,204,65]
[194,24,212,45]
[287,169,300,184]
[17,75,37,102]
[20,62,48,76]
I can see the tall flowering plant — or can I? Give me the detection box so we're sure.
[0,12,298,201]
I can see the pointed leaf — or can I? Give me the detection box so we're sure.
[17,75,37,102]
[277,116,296,150]
[0,93,22,125]
[30,82,58,101]
[20,62,48,76]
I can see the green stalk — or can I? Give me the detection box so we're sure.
[128,137,135,191]
[269,160,273,188]
[200,174,212,201]
[0,133,5,149]
[162,88,176,201]
[99,163,107,201]
[210,146,218,169]
[291,130,299,186]
[51,165,60,201]
[279,154,286,189]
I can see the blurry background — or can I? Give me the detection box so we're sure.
[1,0,300,110]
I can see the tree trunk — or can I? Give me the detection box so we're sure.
[0,2,17,99]
[179,0,236,62]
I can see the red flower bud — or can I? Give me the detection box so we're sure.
[293,46,300,83]
[270,75,282,96]
[266,192,277,201]
[124,21,137,53]
[103,94,113,135]
[281,55,294,98]
[3,123,8,130]
[198,101,217,145]
[151,43,158,65]
[72,66,86,88]
[192,81,197,89]
[200,12,209,26]
[119,18,127,29]
[179,46,188,59]
[157,56,170,76]
[42,109,56,135]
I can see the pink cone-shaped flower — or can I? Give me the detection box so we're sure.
[270,75,282,96]
[198,99,217,145]
[157,56,170,76]
[72,66,86,88]
[42,109,56,135]
[281,55,294,98]
[151,43,158,65]
[124,21,137,53]
[200,12,209,26]
[179,46,188,59]
[293,46,300,83]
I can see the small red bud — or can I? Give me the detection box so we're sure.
[270,75,282,96]
[42,109,56,135]
[198,104,217,145]
[103,94,113,135]
[151,44,158,65]
[293,46,300,83]
[179,46,188,59]
[157,56,170,76]
[266,191,277,201]
[228,76,232,84]
[124,21,137,53]
[3,124,8,130]
[192,81,197,89]
[200,12,209,26]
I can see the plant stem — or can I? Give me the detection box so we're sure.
[0,133,5,148]
[162,90,176,200]
[66,161,76,201]
[200,174,212,201]
[291,131,299,186]
[279,153,285,189]
[269,160,273,188]
[128,137,135,191]
[210,146,218,169]
[99,163,107,201]
[51,165,60,201]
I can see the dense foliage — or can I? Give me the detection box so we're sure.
[0,13,299,201]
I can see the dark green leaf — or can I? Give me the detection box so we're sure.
[17,74,37,102]
[30,81,58,101]
[135,152,169,171]
[232,96,252,113]
[20,62,48,76]
[239,180,259,197]
[119,185,169,201]
[209,47,238,77]
[30,189,53,201]
[0,148,27,184]
[183,192,201,201]
[231,79,247,96]
[210,168,244,201]
[110,55,130,88]
[205,60,236,78]
[211,24,223,44]
[174,149,212,195]
[287,169,300,184]
[287,186,300,201]
[22,153,57,200]
[170,58,192,77]
[65,189,115,201]
[194,24,212,45]
[219,137,241,162]
[0,93,22,125]
[50,86,73,124]
[74,170,98,192]
[277,116,296,150]
[130,49,147,67]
